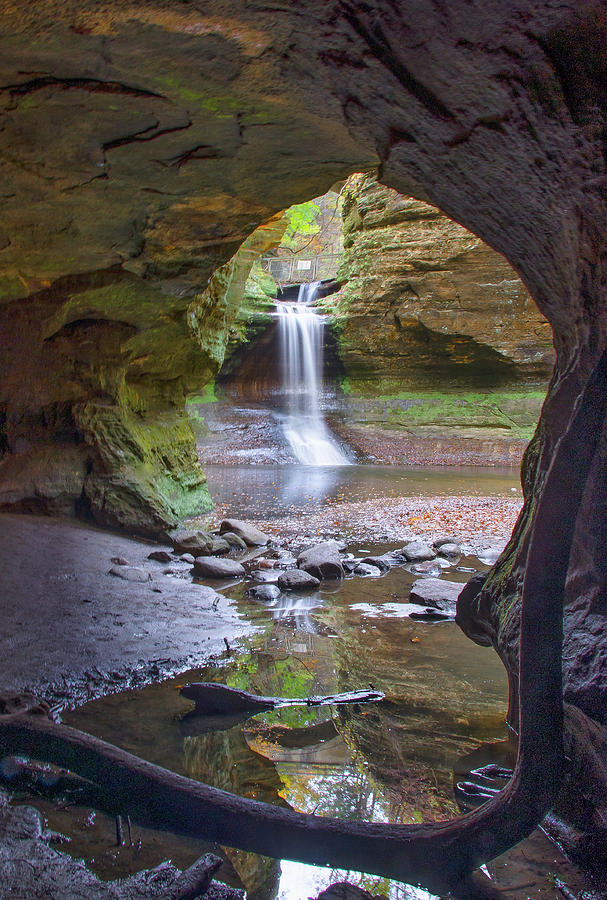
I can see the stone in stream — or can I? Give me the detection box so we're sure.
[246,584,281,602]
[435,541,461,559]
[364,556,391,573]
[191,557,246,579]
[354,562,383,577]
[249,569,280,584]
[297,541,344,579]
[220,531,248,550]
[210,535,230,555]
[409,607,453,621]
[219,519,269,546]
[477,546,502,565]
[180,553,196,564]
[409,577,463,611]
[278,569,321,591]
[409,560,442,576]
[171,530,214,556]
[402,541,437,562]
[432,535,460,551]
[108,565,151,583]
[147,550,172,563]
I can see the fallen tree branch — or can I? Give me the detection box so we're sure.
[2,347,606,895]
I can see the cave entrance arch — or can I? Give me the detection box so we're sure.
[1,1,606,894]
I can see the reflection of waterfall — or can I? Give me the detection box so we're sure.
[277,281,352,466]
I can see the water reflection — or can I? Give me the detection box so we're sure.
[55,546,584,899]
[204,463,520,519]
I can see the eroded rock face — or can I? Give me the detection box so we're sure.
[333,173,555,392]
[0,0,606,848]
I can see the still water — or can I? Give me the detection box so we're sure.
[24,465,582,898]
[53,558,581,897]
[203,463,522,519]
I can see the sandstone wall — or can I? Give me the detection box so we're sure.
[331,174,555,393]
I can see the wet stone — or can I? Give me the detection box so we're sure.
[219,519,269,547]
[191,557,246,579]
[171,530,214,556]
[409,560,442,576]
[148,550,172,563]
[409,578,462,610]
[180,553,195,564]
[278,569,321,591]
[220,531,248,550]
[435,542,461,559]
[402,541,437,562]
[297,541,344,580]
[246,584,281,602]
[210,536,230,555]
[364,556,391,573]
[108,565,151,583]
[354,562,382,577]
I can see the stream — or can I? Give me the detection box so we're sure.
[13,463,585,900]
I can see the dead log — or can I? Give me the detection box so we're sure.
[166,853,223,900]
[2,347,606,895]
[179,683,385,715]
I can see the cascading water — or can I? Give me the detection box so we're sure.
[276,281,352,466]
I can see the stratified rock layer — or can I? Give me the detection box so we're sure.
[332,174,555,393]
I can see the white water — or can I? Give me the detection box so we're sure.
[276,282,352,466]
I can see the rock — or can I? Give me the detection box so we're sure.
[364,556,391,573]
[180,553,195,564]
[278,569,321,591]
[297,542,344,580]
[435,542,461,559]
[432,535,460,550]
[409,608,453,621]
[192,557,246,579]
[246,584,281,601]
[219,519,269,546]
[402,541,436,563]
[354,562,382,577]
[147,550,172,563]
[409,560,442,576]
[221,531,248,550]
[171,530,214,556]
[210,535,230,555]
[249,569,280,584]
[108,565,151,583]
[110,556,130,566]
[409,578,462,610]
[455,571,493,647]
[477,547,502,565]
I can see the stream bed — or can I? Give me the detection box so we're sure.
[10,465,587,899]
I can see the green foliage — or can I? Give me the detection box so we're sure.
[280,200,321,251]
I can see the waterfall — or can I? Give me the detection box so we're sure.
[276,282,352,466]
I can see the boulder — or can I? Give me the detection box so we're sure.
[354,562,382,577]
[171,530,214,556]
[210,536,231,555]
[278,569,321,591]
[364,556,391,573]
[432,536,460,551]
[435,542,461,559]
[297,542,344,580]
[180,553,196,564]
[147,550,172,563]
[221,531,248,550]
[409,578,463,610]
[192,557,245,579]
[108,565,151,583]
[219,519,269,546]
[402,541,436,563]
[455,571,493,647]
[246,584,281,602]
[477,547,502,565]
